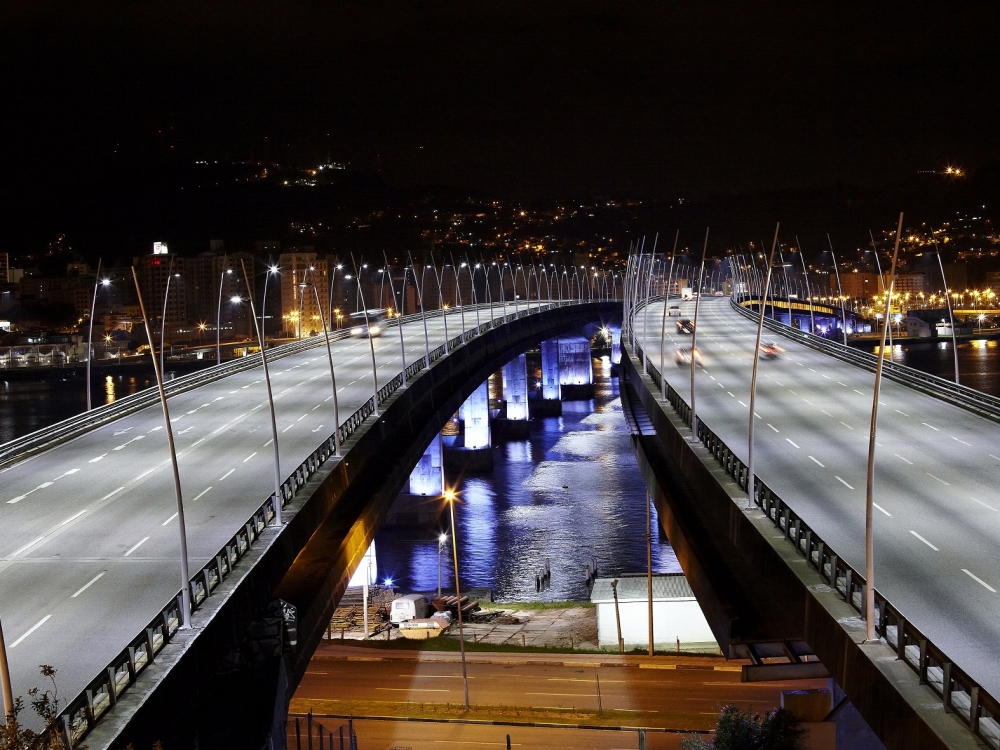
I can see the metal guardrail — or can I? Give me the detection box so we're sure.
[630,340,1000,750]
[729,296,1000,424]
[56,298,598,746]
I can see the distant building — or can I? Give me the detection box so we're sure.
[833,272,879,300]
[279,251,330,337]
[942,262,968,292]
[590,574,717,652]
[888,273,926,297]
[0,252,9,283]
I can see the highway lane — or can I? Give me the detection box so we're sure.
[637,297,1000,697]
[0,303,532,704]
[293,658,808,720]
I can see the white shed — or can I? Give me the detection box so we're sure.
[590,574,718,652]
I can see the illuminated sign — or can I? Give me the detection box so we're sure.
[153,242,169,255]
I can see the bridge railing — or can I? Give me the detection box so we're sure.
[57,298,597,746]
[633,341,1000,750]
[729,297,1000,423]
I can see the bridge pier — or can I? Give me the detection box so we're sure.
[384,435,446,526]
[497,354,530,438]
[558,336,594,400]
[532,338,562,416]
[445,380,494,472]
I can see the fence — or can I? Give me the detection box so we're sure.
[631,317,1000,750]
[55,298,606,746]
[287,712,356,750]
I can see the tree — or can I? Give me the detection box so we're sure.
[682,703,803,750]
[0,665,77,750]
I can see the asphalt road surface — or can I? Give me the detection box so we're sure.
[292,656,813,722]
[637,297,1000,697]
[0,303,532,705]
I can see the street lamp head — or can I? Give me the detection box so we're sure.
[101,278,111,286]
[443,489,456,502]
[438,533,447,544]
[230,295,242,304]
[226,269,233,274]
[336,264,343,270]
[269,265,279,274]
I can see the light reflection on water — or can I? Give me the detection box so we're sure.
[375,357,680,602]
[870,338,1000,397]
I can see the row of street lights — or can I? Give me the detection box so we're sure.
[628,217,908,645]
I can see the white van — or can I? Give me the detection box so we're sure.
[390,594,430,625]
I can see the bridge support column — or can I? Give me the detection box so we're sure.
[384,435,446,526]
[445,381,494,472]
[498,354,530,438]
[533,339,562,417]
[558,336,594,400]
[610,326,622,366]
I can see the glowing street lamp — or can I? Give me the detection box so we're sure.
[444,488,470,710]
[86,262,111,410]
[437,533,447,599]
[216,263,233,365]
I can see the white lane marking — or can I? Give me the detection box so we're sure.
[951,436,972,446]
[822,374,831,379]
[873,503,892,517]
[854,389,865,395]
[922,422,940,431]
[102,486,125,500]
[11,536,45,557]
[737,400,747,407]
[38,481,53,489]
[191,438,205,447]
[802,398,813,405]
[60,510,86,527]
[835,476,854,490]
[718,383,724,388]
[297,414,307,421]
[243,452,257,463]
[709,375,716,380]
[177,426,194,435]
[909,531,939,551]
[312,404,322,410]
[767,423,779,432]
[161,512,178,526]
[775,381,784,386]
[963,569,997,592]
[312,425,325,432]
[149,426,162,432]
[971,497,997,511]
[63,468,80,476]
[193,487,212,502]
[808,456,824,467]
[72,573,105,598]
[7,494,27,504]
[10,615,52,648]
[837,382,848,387]
[219,469,236,480]
[788,390,797,395]
[895,409,910,417]
[786,439,800,449]
[281,425,294,433]
[894,454,913,465]
[926,473,950,486]
[839,422,854,430]
[124,536,150,556]
[263,439,273,447]
[113,427,134,436]
[213,396,225,402]
[821,409,833,417]
[89,454,107,463]
[991,454,1000,462]
[808,367,817,373]
[134,467,155,482]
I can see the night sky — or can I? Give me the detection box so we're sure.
[4,2,1000,201]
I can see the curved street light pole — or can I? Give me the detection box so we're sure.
[748,224,780,511]
[409,252,432,366]
[160,258,175,375]
[384,253,409,390]
[305,268,343,456]
[659,231,680,398]
[689,228,710,437]
[131,267,192,627]
[864,213,904,642]
[826,235,848,344]
[216,255,228,365]
[242,260,283,527]
[933,241,960,384]
[351,255,381,417]
[86,258,107,411]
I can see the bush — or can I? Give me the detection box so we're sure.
[682,703,803,750]
[1,666,76,750]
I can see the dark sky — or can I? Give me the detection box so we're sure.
[4,2,1000,200]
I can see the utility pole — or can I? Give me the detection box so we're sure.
[864,213,904,642]
[0,614,12,724]
[611,578,624,653]
[934,241,960,384]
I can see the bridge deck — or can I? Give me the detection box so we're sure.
[638,296,1000,700]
